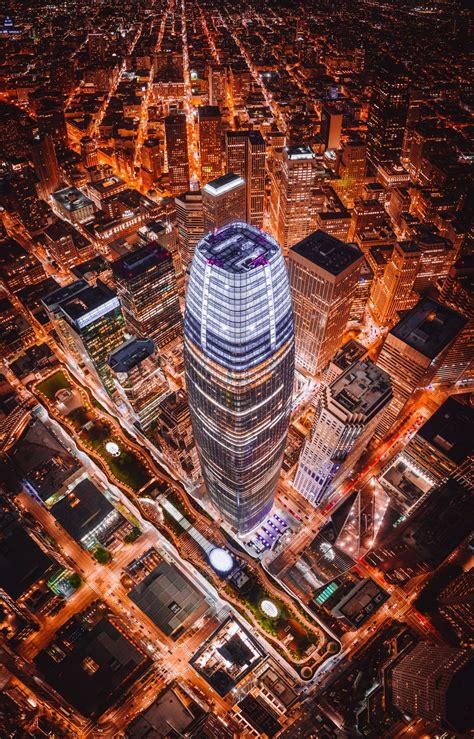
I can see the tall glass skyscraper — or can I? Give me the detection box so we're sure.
[184,223,295,535]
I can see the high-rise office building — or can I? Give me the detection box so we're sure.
[320,104,343,151]
[435,254,474,385]
[80,136,99,169]
[155,390,201,482]
[139,220,185,299]
[245,131,266,228]
[52,280,125,394]
[165,113,190,194]
[184,223,295,534]
[141,137,163,187]
[30,133,61,199]
[369,241,421,325]
[276,145,326,255]
[112,243,182,349]
[288,230,363,374]
[175,191,205,271]
[378,396,474,513]
[208,64,228,108]
[350,257,374,324]
[366,56,410,170]
[109,338,169,431]
[375,297,466,438]
[294,360,392,504]
[202,173,246,233]
[408,121,447,183]
[225,130,248,177]
[198,106,223,185]
[44,220,93,269]
[36,99,68,147]
[413,230,455,295]
[336,139,367,208]
[226,130,266,228]
[389,644,473,734]
[438,570,474,647]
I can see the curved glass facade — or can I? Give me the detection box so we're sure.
[184,222,295,534]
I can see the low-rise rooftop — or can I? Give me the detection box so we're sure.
[52,187,94,212]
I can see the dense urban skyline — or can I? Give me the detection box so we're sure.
[0,0,472,737]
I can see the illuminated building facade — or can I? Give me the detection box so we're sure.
[112,243,182,350]
[276,145,323,255]
[369,241,421,325]
[294,359,392,504]
[109,338,169,431]
[208,64,228,108]
[366,56,410,170]
[389,644,473,733]
[80,136,99,169]
[202,173,246,233]
[175,191,205,271]
[413,230,455,294]
[320,104,343,151]
[288,230,363,374]
[225,130,266,228]
[55,280,126,394]
[198,106,223,185]
[184,223,294,534]
[141,138,163,188]
[375,297,466,439]
[337,139,367,207]
[30,133,61,199]
[165,113,190,194]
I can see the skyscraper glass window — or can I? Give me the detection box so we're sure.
[184,223,295,534]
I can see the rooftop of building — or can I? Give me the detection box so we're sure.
[128,560,207,639]
[9,420,81,503]
[59,281,119,323]
[290,230,362,276]
[285,144,316,160]
[35,616,150,719]
[112,242,171,280]
[52,186,94,212]
[127,687,201,738]
[44,220,73,241]
[71,255,110,280]
[0,514,55,600]
[87,175,126,195]
[42,279,89,311]
[330,359,392,416]
[108,338,155,374]
[331,340,367,371]
[198,105,220,119]
[175,190,202,205]
[202,172,245,196]
[51,478,118,543]
[238,695,281,738]
[416,396,474,465]
[164,112,186,124]
[395,240,421,255]
[197,222,279,273]
[189,616,265,697]
[368,244,393,265]
[389,296,466,359]
[331,577,389,628]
